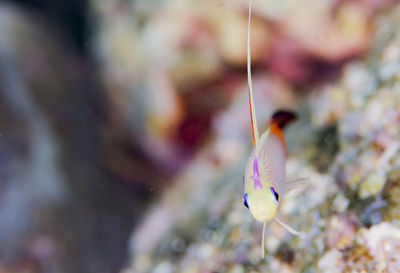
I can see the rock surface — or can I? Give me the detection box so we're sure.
[123,4,400,273]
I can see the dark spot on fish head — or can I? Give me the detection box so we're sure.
[243,193,249,209]
[271,187,279,204]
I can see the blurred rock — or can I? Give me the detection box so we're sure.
[0,3,139,273]
[92,0,377,179]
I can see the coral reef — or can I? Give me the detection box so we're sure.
[123,4,400,273]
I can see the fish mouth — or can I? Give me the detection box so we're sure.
[252,209,276,222]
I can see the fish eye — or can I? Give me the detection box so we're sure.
[243,193,249,209]
[270,187,279,202]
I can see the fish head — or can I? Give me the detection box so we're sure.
[244,186,279,222]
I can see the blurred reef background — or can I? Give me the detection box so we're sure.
[0,0,400,273]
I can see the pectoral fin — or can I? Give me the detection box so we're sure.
[282,177,308,196]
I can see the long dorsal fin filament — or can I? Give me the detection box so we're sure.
[247,0,259,150]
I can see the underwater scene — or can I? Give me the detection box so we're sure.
[0,0,399,272]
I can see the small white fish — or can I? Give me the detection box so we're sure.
[243,111,298,223]
[244,0,304,258]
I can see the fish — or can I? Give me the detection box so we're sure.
[244,0,305,258]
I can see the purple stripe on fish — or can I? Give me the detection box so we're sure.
[251,156,263,190]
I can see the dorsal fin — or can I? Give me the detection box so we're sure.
[268,110,297,154]
[270,124,286,150]
[270,110,297,130]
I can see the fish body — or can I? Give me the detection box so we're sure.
[245,0,302,257]
[243,111,296,222]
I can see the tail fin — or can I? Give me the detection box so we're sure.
[270,110,297,130]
